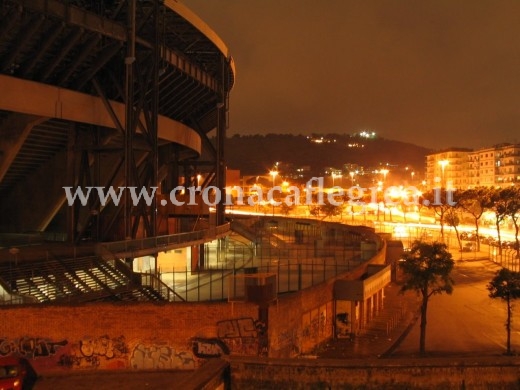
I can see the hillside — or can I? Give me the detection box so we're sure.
[224,134,432,176]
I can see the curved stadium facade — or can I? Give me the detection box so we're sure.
[0,1,394,378]
[0,0,235,302]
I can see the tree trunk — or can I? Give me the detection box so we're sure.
[420,290,428,354]
[454,225,462,252]
[439,212,445,242]
[506,294,512,355]
[496,218,502,256]
[474,218,481,251]
[513,219,519,260]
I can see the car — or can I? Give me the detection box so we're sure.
[461,242,477,252]
[480,236,494,245]
[0,356,37,390]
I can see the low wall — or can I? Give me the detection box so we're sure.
[229,356,520,389]
[0,222,387,373]
[0,301,257,373]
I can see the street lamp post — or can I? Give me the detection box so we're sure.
[269,170,279,215]
[349,171,355,186]
[269,170,278,187]
[332,172,342,187]
[380,169,389,184]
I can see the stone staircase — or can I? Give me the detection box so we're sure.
[0,252,176,304]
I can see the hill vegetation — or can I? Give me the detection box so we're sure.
[224,133,432,175]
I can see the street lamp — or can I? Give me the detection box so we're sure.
[269,170,278,187]
[349,171,355,186]
[332,172,342,187]
[411,171,415,183]
[380,169,389,183]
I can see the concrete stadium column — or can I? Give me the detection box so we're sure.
[351,301,359,335]
[364,298,371,327]
[373,292,380,315]
[358,300,365,330]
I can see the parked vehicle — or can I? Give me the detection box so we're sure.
[461,242,477,252]
[0,356,36,390]
[480,236,495,245]
[460,231,477,241]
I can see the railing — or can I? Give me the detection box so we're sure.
[0,233,44,247]
[386,305,406,335]
[159,238,371,302]
[98,223,231,255]
[490,247,520,272]
[140,272,185,302]
[153,216,386,302]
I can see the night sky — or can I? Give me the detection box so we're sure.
[184,0,520,150]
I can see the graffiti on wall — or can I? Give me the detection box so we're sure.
[217,318,258,338]
[191,338,229,358]
[0,337,68,359]
[271,328,300,357]
[217,318,267,356]
[335,300,353,338]
[302,306,327,340]
[1,335,199,372]
[131,343,195,370]
[192,317,267,358]
[300,303,332,354]
[58,335,128,369]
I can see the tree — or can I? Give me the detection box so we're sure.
[445,208,462,252]
[487,268,520,355]
[458,187,490,251]
[320,202,344,220]
[488,188,513,256]
[422,189,455,242]
[503,187,520,259]
[279,202,295,216]
[400,240,455,354]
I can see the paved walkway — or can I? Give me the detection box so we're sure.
[315,281,421,359]
[315,248,495,360]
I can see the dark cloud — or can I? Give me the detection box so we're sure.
[183,0,520,149]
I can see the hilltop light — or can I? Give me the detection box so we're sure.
[358,131,377,139]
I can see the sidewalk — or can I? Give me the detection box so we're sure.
[314,249,496,361]
[314,281,421,359]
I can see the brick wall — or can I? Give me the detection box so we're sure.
[0,301,257,373]
[267,258,373,358]
[0,224,387,373]
[229,356,520,389]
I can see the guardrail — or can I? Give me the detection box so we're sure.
[140,272,185,302]
[98,223,231,255]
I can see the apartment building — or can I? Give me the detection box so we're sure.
[495,143,520,186]
[426,143,520,189]
[471,147,496,187]
[425,148,471,189]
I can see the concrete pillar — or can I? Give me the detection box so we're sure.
[373,292,379,315]
[359,300,365,329]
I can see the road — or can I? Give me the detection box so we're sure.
[392,259,520,357]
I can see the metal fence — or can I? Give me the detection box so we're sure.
[158,216,382,302]
[99,223,230,255]
[489,247,520,272]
